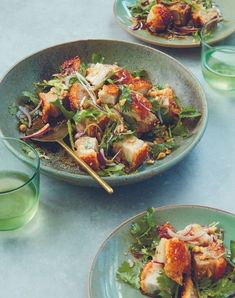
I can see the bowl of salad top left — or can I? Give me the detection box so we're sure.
[0,39,207,187]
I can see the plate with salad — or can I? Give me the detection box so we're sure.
[114,0,235,48]
[89,205,235,297]
[0,40,207,186]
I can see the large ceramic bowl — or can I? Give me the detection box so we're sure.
[89,205,235,297]
[0,40,207,187]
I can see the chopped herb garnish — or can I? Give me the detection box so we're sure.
[119,86,132,112]
[22,91,39,105]
[91,53,105,64]
[179,106,201,119]
[157,270,179,298]
[98,163,126,177]
[116,261,142,289]
[8,103,18,115]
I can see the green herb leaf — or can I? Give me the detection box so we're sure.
[8,103,18,115]
[80,62,87,77]
[196,271,235,298]
[22,91,39,105]
[157,270,179,298]
[91,53,105,64]
[171,121,190,138]
[73,108,101,123]
[131,69,146,78]
[150,140,177,158]
[129,0,156,18]
[98,163,126,177]
[116,261,142,289]
[231,240,235,263]
[119,86,132,112]
[179,106,201,119]
[51,98,75,119]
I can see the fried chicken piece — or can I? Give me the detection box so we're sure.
[157,223,175,239]
[129,79,152,95]
[168,2,191,27]
[192,6,219,28]
[86,63,120,87]
[69,82,88,111]
[140,261,162,296]
[192,242,227,281]
[60,56,81,75]
[181,277,199,298]
[74,136,99,171]
[164,238,191,285]
[98,84,119,105]
[113,136,149,170]
[39,87,61,123]
[146,4,173,32]
[114,69,134,85]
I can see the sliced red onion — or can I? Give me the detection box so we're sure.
[74,130,85,139]
[152,260,164,266]
[18,106,32,128]
[20,123,50,140]
[167,228,206,242]
[177,224,193,237]
[29,100,42,115]
[97,151,106,168]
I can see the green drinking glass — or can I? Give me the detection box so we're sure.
[0,137,40,230]
[201,18,235,93]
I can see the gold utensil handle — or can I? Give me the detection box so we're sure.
[57,140,113,194]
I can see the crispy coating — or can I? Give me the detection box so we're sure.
[164,238,191,285]
[140,261,161,295]
[115,69,134,85]
[113,136,149,170]
[60,56,81,75]
[168,3,191,27]
[69,82,88,111]
[78,151,100,171]
[39,89,60,123]
[98,84,119,105]
[181,277,199,298]
[75,137,99,171]
[193,242,227,281]
[146,4,173,32]
[129,79,152,95]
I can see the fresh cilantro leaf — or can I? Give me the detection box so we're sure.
[196,271,235,298]
[150,140,177,158]
[179,106,201,119]
[201,0,212,9]
[22,91,39,105]
[73,108,101,123]
[80,62,87,76]
[116,261,142,289]
[172,121,190,138]
[131,69,146,78]
[91,53,105,64]
[157,270,179,298]
[149,97,160,113]
[98,163,126,177]
[8,103,18,115]
[129,0,156,18]
[231,240,235,263]
[153,83,165,90]
[130,208,159,257]
[119,86,132,112]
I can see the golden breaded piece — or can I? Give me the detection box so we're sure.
[114,69,134,85]
[193,242,227,281]
[86,63,119,87]
[98,84,119,105]
[181,277,198,298]
[146,4,173,32]
[75,136,99,171]
[39,88,60,123]
[129,79,152,95]
[69,82,88,111]
[164,238,191,285]
[113,136,149,170]
[85,115,110,139]
[168,3,191,27]
[60,56,81,75]
[140,261,162,296]
[192,6,218,28]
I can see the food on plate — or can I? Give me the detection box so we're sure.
[128,0,220,38]
[117,208,235,297]
[11,54,201,176]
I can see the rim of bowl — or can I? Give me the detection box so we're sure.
[0,137,40,194]
[88,204,235,298]
[0,39,208,185]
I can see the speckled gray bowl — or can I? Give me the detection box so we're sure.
[0,40,207,187]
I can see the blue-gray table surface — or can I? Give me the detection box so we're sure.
[0,0,234,297]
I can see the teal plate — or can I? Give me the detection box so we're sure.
[0,40,207,187]
[89,205,235,297]
[114,0,235,48]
